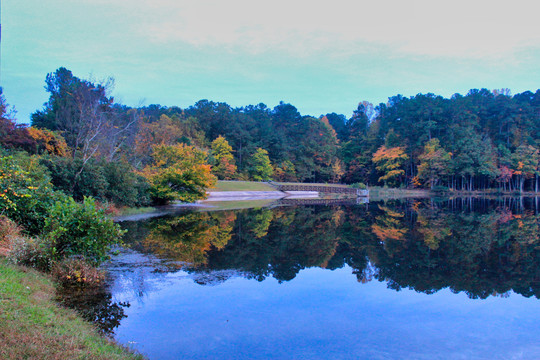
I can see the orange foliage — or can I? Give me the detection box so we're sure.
[27,127,68,156]
[371,224,407,242]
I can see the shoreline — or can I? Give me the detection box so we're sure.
[204,190,320,202]
[0,259,144,359]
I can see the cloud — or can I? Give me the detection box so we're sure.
[102,0,540,60]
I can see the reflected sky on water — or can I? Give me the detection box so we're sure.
[99,198,540,359]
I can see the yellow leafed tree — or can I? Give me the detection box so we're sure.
[372,145,409,186]
[139,143,216,204]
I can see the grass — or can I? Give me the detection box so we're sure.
[368,187,431,201]
[201,199,276,211]
[115,206,157,217]
[275,181,350,187]
[210,180,277,192]
[0,259,144,360]
[210,180,354,192]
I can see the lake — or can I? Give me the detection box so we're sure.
[61,197,540,359]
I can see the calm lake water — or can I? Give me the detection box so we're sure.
[63,197,540,359]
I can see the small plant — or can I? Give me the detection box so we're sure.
[51,256,106,288]
[8,235,53,271]
[0,215,21,254]
[95,200,120,217]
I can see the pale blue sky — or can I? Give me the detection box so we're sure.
[3,0,540,123]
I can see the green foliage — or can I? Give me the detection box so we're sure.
[41,156,150,206]
[416,138,452,189]
[103,160,150,207]
[43,197,125,265]
[247,148,274,181]
[141,143,217,204]
[0,156,62,235]
[350,182,367,189]
[40,156,107,200]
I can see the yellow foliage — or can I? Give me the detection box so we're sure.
[139,143,217,204]
[27,127,68,156]
[371,224,407,242]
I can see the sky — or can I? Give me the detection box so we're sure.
[3,0,540,123]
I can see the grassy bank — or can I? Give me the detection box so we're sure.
[368,187,431,201]
[0,259,143,360]
[202,199,277,211]
[211,180,277,192]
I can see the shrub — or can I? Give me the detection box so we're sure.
[43,197,126,265]
[51,256,106,288]
[103,160,150,207]
[350,182,367,189]
[0,215,21,243]
[40,156,108,201]
[0,156,63,235]
[8,235,53,271]
[41,156,151,207]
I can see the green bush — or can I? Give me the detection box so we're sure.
[0,156,63,235]
[43,197,125,265]
[40,156,108,201]
[41,156,151,207]
[103,160,150,207]
[350,182,367,189]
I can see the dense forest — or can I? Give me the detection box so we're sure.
[2,67,540,208]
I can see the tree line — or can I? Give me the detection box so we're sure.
[2,67,540,209]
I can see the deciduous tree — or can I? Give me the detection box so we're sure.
[372,146,408,186]
[248,148,273,181]
[139,144,216,204]
[211,136,237,180]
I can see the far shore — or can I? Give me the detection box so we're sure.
[114,184,540,222]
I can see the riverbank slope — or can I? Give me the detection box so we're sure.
[0,259,144,360]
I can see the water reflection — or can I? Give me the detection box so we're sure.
[119,197,540,299]
[61,197,540,345]
[56,283,130,335]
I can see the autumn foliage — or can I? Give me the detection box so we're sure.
[372,146,408,186]
[139,143,217,204]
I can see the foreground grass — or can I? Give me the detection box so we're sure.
[211,180,277,192]
[0,259,144,360]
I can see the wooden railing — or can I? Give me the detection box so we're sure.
[274,183,368,197]
[276,197,369,206]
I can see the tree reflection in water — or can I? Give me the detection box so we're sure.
[56,283,130,335]
[118,197,540,299]
[63,197,540,331]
